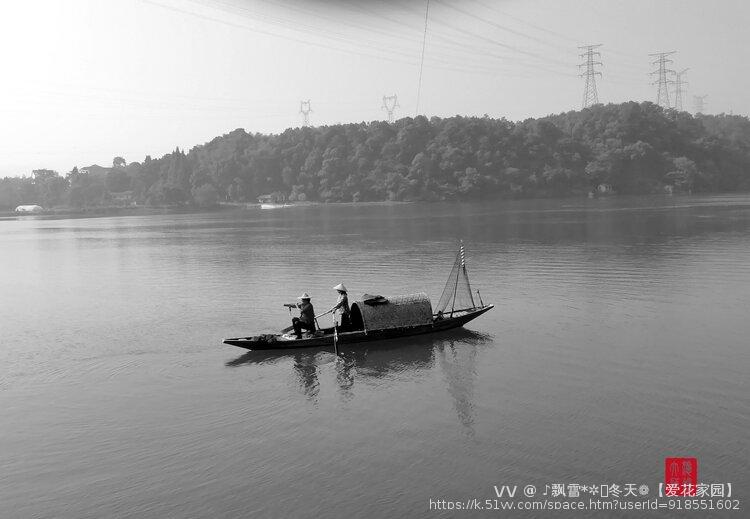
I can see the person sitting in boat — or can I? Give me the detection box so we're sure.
[292,293,316,339]
[330,283,351,331]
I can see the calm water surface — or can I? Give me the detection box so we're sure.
[1,196,749,518]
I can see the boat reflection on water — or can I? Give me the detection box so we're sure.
[439,333,489,434]
[226,328,492,430]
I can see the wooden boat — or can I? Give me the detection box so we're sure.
[223,244,493,350]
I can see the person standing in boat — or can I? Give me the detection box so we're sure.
[292,293,316,339]
[330,283,351,331]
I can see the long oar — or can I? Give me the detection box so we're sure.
[314,309,332,331]
[316,309,338,356]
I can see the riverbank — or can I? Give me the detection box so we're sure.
[5,192,750,221]
[0,199,415,218]
[0,204,233,219]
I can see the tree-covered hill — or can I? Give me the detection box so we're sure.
[3,102,750,210]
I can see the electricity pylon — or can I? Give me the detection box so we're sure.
[578,44,603,108]
[673,69,689,111]
[649,51,676,108]
[693,95,708,114]
[300,100,312,127]
[382,94,399,123]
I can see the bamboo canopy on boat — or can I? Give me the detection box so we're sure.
[350,293,433,332]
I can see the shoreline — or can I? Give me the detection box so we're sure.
[0,199,415,218]
[3,192,750,220]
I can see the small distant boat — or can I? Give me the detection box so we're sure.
[15,204,44,214]
[257,193,292,209]
[223,244,493,350]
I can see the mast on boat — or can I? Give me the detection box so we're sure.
[436,241,480,317]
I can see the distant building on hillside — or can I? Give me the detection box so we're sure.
[15,204,44,213]
[79,164,111,177]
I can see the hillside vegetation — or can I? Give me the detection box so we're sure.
[3,102,750,210]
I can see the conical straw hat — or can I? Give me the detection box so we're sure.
[333,283,347,292]
[297,292,311,300]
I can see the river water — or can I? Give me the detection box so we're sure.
[1,196,749,518]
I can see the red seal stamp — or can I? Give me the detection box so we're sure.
[665,457,698,496]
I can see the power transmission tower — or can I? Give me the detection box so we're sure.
[673,68,689,111]
[300,100,312,127]
[649,51,676,108]
[382,94,399,123]
[693,95,708,114]
[578,44,603,108]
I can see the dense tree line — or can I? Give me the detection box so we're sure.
[3,102,750,211]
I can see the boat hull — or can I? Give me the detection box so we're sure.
[223,305,493,350]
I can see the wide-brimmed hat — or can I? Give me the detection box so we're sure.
[297,292,311,300]
[333,283,347,292]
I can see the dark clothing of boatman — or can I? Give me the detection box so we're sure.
[331,283,351,331]
[292,293,316,339]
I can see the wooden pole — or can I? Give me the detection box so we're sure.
[465,265,476,308]
[450,250,460,317]
[333,318,339,356]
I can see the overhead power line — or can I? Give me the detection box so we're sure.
[145,0,465,74]
[462,0,645,74]
[341,0,568,75]
[467,0,579,44]
[377,0,576,75]
[434,0,564,51]
[412,5,573,72]
[415,0,430,116]
[152,0,559,81]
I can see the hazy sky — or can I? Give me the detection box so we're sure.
[1,0,748,176]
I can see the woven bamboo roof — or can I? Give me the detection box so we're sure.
[351,293,433,331]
